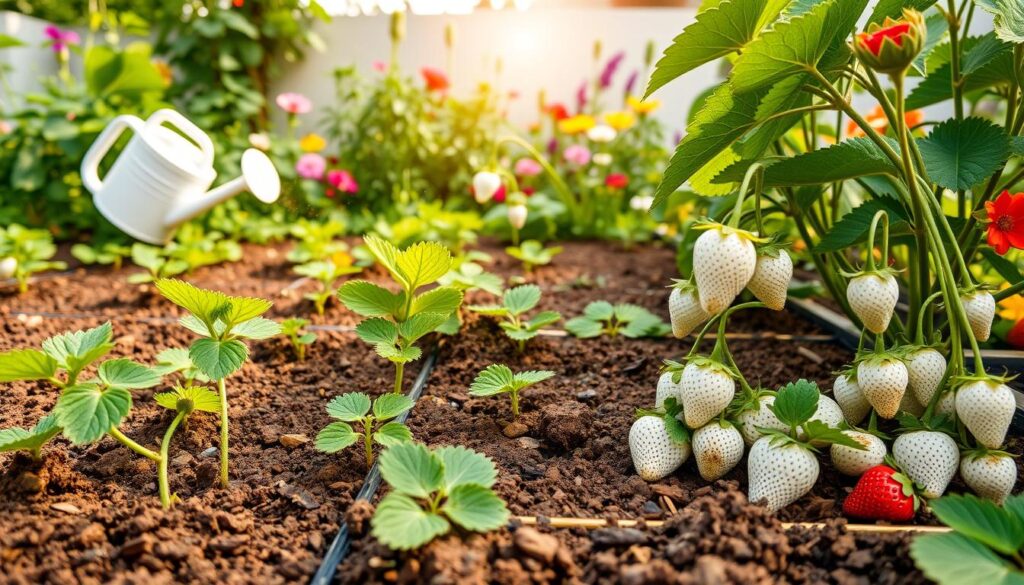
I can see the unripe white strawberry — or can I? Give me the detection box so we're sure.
[961,290,995,342]
[692,227,757,314]
[810,395,844,428]
[830,431,887,476]
[629,416,691,481]
[955,379,1015,449]
[906,348,947,408]
[668,286,710,338]
[655,371,682,408]
[0,256,16,279]
[692,422,744,481]
[748,437,819,512]
[936,390,956,416]
[736,394,787,446]
[747,250,792,311]
[846,272,899,334]
[679,360,735,428]
[899,388,926,416]
[508,204,528,229]
[893,431,959,498]
[960,452,1016,504]
[857,356,908,419]
[833,373,870,425]
[472,171,502,203]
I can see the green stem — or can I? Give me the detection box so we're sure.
[865,210,889,272]
[217,378,230,489]
[159,410,187,509]
[994,279,1024,302]
[394,361,405,394]
[729,163,764,229]
[109,427,161,462]
[510,390,520,418]
[916,291,944,345]
[364,420,374,468]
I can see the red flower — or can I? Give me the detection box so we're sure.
[1008,319,1024,349]
[546,103,569,121]
[985,190,1024,255]
[857,22,910,57]
[605,173,629,189]
[421,67,449,92]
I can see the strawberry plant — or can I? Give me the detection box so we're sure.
[315,392,414,467]
[371,442,509,550]
[566,300,670,339]
[439,256,505,297]
[505,240,562,273]
[468,364,555,418]
[337,235,463,394]
[294,255,362,315]
[71,242,132,271]
[280,318,317,361]
[287,218,349,264]
[468,285,561,352]
[156,279,282,488]
[0,223,67,293]
[127,243,188,285]
[153,383,221,506]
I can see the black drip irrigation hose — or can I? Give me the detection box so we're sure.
[310,347,440,585]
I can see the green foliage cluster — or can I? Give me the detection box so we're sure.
[0,224,66,293]
[279,318,316,361]
[469,364,555,418]
[468,285,561,352]
[315,392,414,467]
[565,301,670,339]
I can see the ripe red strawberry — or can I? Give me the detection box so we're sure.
[843,465,918,522]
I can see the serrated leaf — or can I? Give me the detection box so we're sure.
[179,314,216,337]
[230,317,282,340]
[512,370,556,389]
[867,0,937,24]
[919,117,1010,191]
[442,483,509,532]
[42,322,114,371]
[502,327,538,341]
[0,414,60,454]
[436,445,499,491]
[802,420,863,447]
[315,422,360,453]
[356,318,399,346]
[398,312,449,342]
[189,338,248,380]
[930,495,1024,555]
[374,421,413,446]
[977,0,1024,44]
[396,242,452,291]
[907,37,1014,108]
[813,198,909,253]
[373,393,415,420]
[154,386,220,413]
[363,234,405,286]
[910,532,1024,585]
[378,442,444,499]
[771,379,819,427]
[584,301,615,321]
[663,415,691,445]
[469,364,515,397]
[375,344,422,363]
[55,384,132,445]
[411,287,463,317]
[221,296,273,325]
[338,280,405,318]
[0,349,58,382]
[371,492,450,550]
[98,359,161,389]
[503,285,541,315]
[155,279,228,322]
[565,317,604,339]
[527,311,562,331]
[326,392,372,421]
[716,138,898,186]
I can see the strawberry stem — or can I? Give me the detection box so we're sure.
[729,163,765,230]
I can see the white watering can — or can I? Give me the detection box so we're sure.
[81,109,280,245]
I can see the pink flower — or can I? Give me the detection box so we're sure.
[372,61,388,73]
[514,158,542,177]
[327,169,359,193]
[44,26,80,53]
[276,92,312,115]
[563,144,591,166]
[296,153,326,180]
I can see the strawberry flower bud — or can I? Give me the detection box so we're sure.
[853,9,927,75]
[508,204,528,230]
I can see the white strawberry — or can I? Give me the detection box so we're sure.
[830,431,887,476]
[692,421,744,481]
[846,272,899,334]
[472,171,502,203]
[736,394,788,446]
[0,257,16,279]
[906,348,947,408]
[960,452,1017,504]
[833,373,870,425]
[961,290,995,342]
[935,390,956,416]
[668,285,710,338]
[748,436,819,512]
[810,395,844,428]
[955,379,1015,449]
[892,431,959,498]
[508,204,528,230]
[679,359,736,428]
[692,226,757,315]
[655,371,682,408]
[857,355,908,419]
[629,415,691,481]
[898,389,925,417]
[747,250,792,311]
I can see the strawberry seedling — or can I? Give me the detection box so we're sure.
[0,224,67,294]
[127,243,189,285]
[468,285,561,352]
[153,383,221,506]
[315,392,414,467]
[287,218,348,263]
[156,279,282,488]
[71,242,132,271]
[565,301,670,339]
[438,256,505,297]
[280,318,317,361]
[338,235,463,394]
[371,443,509,550]
[294,255,362,315]
[505,240,562,273]
[469,364,555,418]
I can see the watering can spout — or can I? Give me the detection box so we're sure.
[164,149,281,228]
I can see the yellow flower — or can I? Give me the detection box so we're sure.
[998,284,1024,321]
[604,110,635,131]
[299,133,326,153]
[557,114,596,135]
[330,250,355,268]
[627,95,661,114]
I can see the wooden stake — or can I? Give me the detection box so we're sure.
[514,516,951,533]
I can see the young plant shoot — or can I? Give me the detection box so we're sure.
[469,364,555,418]
[280,318,317,361]
[294,255,362,315]
[71,242,132,271]
[468,285,561,351]
[338,235,463,394]
[0,224,67,293]
[127,243,188,284]
[315,392,414,467]
[156,279,282,488]
[566,300,670,339]
[371,442,509,550]
[153,384,221,506]
[505,240,562,273]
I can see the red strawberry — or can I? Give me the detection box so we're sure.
[842,464,918,522]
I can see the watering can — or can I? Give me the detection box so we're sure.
[81,109,280,245]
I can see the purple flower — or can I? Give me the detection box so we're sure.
[599,51,626,89]
[45,26,80,53]
[546,138,559,155]
[576,81,588,113]
[296,153,326,180]
[623,70,639,98]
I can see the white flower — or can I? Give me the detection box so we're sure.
[593,152,613,166]
[629,195,654,211]
[0,257,17,279]
[248,133,271,151]
[508,204,528,229]
[587,124,617,143]
[473,171,502,204]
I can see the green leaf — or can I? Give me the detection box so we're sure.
[813,198,908,253]
[338,280,404,317]
[315,422,360,453]
[411,287,463,317]
[55,384,132,445]
[398,312,449,342]
[98,359,161,390]
[981,248,1023,282]
[911,532,1024,585]
[0,414,60,455]
[663,415,691,445]
[0,349,58,382]
[326,392,372,421]
[918,117,1011,191]
[230,317,282,340]
[770,379,819,427]
[907,37,1014,108]
[503,285,542,315]
[378,442,445,499]
[469,364,515,397]
[436,445,499,491]
[868,0,937,24]
[930,494,1024,555]
[41,322,114,371]
[355,318,399,346]
[527,311,562,331]
[374,421,413,446]
[371,492,450,550]
[189,338,248,380]
[468,304,510,317]
[373,393,415,420]
[565,317,604,339]
[156,279,228,322]
[442,483,510,532]
[154,385,220,413]
[512,370,556,389]
[583,301,615,321]
[716,138,898,186]
[802,420,864,447]
[976,0,1024,44]
[375,344,422,364]
[363,235,404,285]
[396,241,452,291]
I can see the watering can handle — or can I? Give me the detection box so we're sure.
[146,109,215,168]
[80,115,144,196]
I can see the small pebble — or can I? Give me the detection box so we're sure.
[200,447,219,458]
